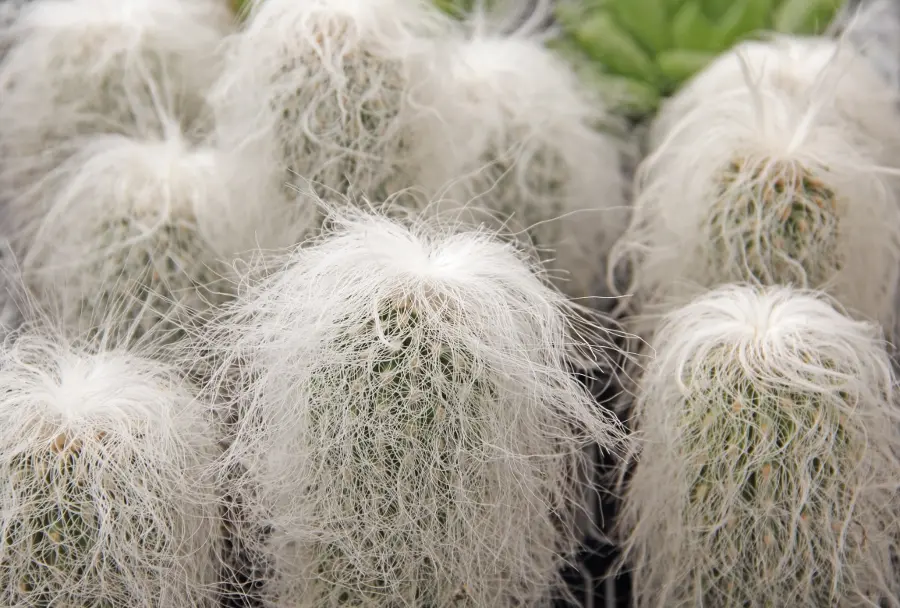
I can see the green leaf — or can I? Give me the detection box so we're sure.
[572,12,660,83]
[671,1,722,52]
[657,49,718,85]
[711,0,775,48]
[610,0,672,53]
[702,0,736,20]
[595,73,663,114]
[773,0,841,34]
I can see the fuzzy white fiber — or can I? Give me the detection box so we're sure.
[407,15,628,302]
[619,284,900,607]
[0,326,222,607]
[211,0,451,214]
[608,35,900,329]
[10,124,306,349]
[831,0,900,91]
[205,208,625,606]
[0,0,233,201]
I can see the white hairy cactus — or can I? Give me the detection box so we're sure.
[608,35,900,327]
[0,0,233,199]
[0,326,222,608]
[211,0,451,213]
[207,208,624,606]
[408,13,628,301]
[619,284,900,607]
[12,124,306,349]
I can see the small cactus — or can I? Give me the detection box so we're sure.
[608,35,900,328]
[0,328,222,607]
[409,18,629,300]
[205,207,624,606]
[12,128,304,349]
[618,284,900,607]
[0,0,232,200]
[211,0,451,213]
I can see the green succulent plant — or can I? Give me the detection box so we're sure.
[553,0,843,118]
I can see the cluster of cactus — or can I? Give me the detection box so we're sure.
[2,1,900,608]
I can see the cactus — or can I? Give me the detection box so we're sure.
[607,36,900,328]
[408,21,629,300]
[206,207,624,606]
[11,128,305,349]
[211,0,452,217]
[0,329,222,607]
[618,284,900,607]
[551,0,843,118]
[0,0,232,195]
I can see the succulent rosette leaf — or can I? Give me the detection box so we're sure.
[552,0,843,117]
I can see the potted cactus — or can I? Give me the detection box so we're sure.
[0,326,222,607]
[618,283,900,607]
[607,34,900,332]
[204,207,625,606]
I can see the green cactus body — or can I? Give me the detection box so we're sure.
[297,298,492,606]
[550,0,842,118]
[1,434,118,608]
[680,355,865,605]
[704,159,841,288]
[68,217,231,348]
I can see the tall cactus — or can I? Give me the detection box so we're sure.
[211,0,452,213]
[619,284,900,607]
[407,16,629,300]
[206,207,624,606]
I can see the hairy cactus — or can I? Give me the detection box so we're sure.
[205,207,624,606]
[552,0,842,118]
[0,0,232,201]
[619,284,900,607]
[0,328,222,608]
[409,16,629,301]
[11,126,305,349]
[211,0,451,217]
[608,35,900,329]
